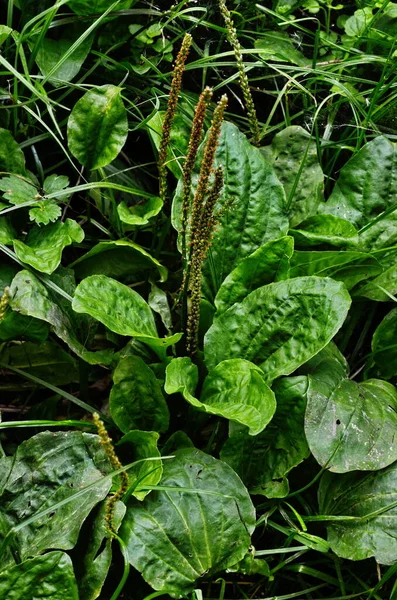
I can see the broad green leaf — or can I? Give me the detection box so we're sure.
[344,7,373,37]
[164,356,198,400]
[371,308,397,379]
[35,26,93,86]
[0,431,112,568]
[319,137,397,250]
[71,240,167,282]
[290,250,382,290]
[9,270,113,365]
[0,216,16,244]
[72,275,181,359]
[14,219,84,275]
[214,237,293,315]
[67,85,128,170]
[172,122,288,299]
[165,357,276,435]
[221,376,310,498]
[0,341,78,386]
[120,448,256,597]
[290,215,358,248]
[204,276,351,380]
[29,200,61,226]
[201,360,276,435]
[68,0,135,15]
[254,32,307,65]
[319,463,397,564]
[0,552,79,598]
[0,175,37,204]
[0,128,26,175]
[305,351,397,472]
[43,174,70,196]
[356,263,397,301]
[110,355,169,434]
[345,136,397,230]
[118,197,163,226]
[261,126,324,226]
[78,502,125,600]
[118,430,163,500]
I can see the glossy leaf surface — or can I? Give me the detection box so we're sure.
[320,136,397,250]
[118,197,163,226]
[9,270,112,365]
[110,355,169,434]
[147,110,191,179]
[357,263,397,301]
[0,552,79,599]
[72,275,180,357]
[14,219,84,275]
[0,216,15,244]
[319,464,397,564]
[166,357,276,435]
[305,352,397,472]
[0,431,111,568]
[221,376,309,498]
[0,340,78,386]
[205,276,351,380]
[290,250,381,290]
[67,85,128,170]
[261,125,324,226]
[214,237,293,315]
[120,448,255,597]
[254,31,307,65]
[290,215,358,248]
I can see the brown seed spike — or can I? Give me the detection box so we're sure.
[218,0,260,146]
[158,33,192,206]
[188,94,228,264]
[181,86,213,261]
[93,412,129,536]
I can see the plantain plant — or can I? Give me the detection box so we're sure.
[0,1,397,599]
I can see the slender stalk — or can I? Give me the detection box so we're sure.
[219,0,260,146]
